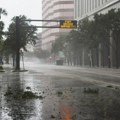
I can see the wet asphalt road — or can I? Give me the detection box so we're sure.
[0,59,120,120]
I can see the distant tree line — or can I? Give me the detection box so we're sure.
[34,49,50,60]
[51,9,120,68]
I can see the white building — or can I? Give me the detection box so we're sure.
[74,0,120,20]
[42,0,74,50]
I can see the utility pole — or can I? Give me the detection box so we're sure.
[15,16,20,70]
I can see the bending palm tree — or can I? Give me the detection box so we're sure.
[0,8,7,19]
[0,8,7,67]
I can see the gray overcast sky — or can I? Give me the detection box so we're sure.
[0,0,42,32]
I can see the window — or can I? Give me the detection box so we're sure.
[85,0,86,14]
[90,0,92,11]
[74,0,77,18]
[92,0,95,10]
[81,0,83,16]
[95,0,97,8]
[102,0,104,4]
[98,0,100,6]
[87,0,90,13]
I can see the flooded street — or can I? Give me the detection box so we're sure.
[0,59,120,120]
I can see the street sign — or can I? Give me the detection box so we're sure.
[60,20,77,28]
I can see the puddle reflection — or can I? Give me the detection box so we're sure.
[1,73,43,120]
[60,105,73,120]
[1,72,120,120]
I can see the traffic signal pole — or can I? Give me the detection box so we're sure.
[15,16,20,70]
[15,17,77,71]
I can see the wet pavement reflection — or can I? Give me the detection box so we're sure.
[0,65,120,120]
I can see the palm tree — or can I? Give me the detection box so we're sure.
[0,8,7,19]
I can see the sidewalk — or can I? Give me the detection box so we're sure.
[54,64,120,78]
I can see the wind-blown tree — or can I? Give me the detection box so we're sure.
[4,15,38,68]
[0,8,7,63]
[0,8,7,19]
[78,18,91,45]
[51,34,67,63]
[108,9,120,68]
[0,21,4,41]
[77,9,120,68]
[52,9,120,68]
[80,14,107,67]
[0,8,7,42]
[78,19,95,66]
[89,9,120,68]
[35,49,50,60]
[92,13,111,67]
[52,35,66,54]
[65,30,82,65]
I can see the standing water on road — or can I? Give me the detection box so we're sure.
[0,59,120,120]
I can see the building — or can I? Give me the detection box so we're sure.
[34,33,42,52]
[74,0,120,20]
[74,0,120,68]
[42,0,74,50]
